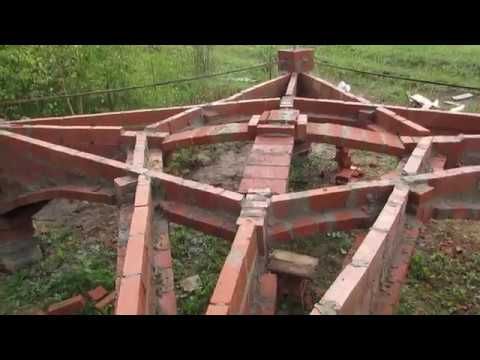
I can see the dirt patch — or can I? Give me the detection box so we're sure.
[33,199,118,249]
[350,150,399,179]
[288,145,399,192]
[289,144,337,192]
[398,219,480,315]
[165,142,252,191]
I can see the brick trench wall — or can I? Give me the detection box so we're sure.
[1,125,131,160]
[116,175,153,314]
[206,220,259,315]
[220,74,291,102]
[311,185,409,315]
[6,106,191,127]
[0,131,133,187]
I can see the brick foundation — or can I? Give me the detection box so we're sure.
[2,48,480,315]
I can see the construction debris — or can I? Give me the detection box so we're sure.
[87,286,109,302]
[337,81,351,93]
[450,104,465,113]
[444,101,460,107]
[95,292,116,310]
[452,93,474,101]
[408,93,440,109]
[47,295,86,315]
[268,249,319,279]
[180,275,202,293]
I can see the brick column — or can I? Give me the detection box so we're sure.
[0,204,43,272]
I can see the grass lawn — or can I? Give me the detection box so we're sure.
[312,45,480,111]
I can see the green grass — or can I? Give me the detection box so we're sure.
[5,45,480,119]
[397,219,480,315]
[0,228,116,315]
[312,45,480,111]
[169,225,230,315]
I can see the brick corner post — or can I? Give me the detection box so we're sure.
[277,48,315,74]
[277,48,314,157]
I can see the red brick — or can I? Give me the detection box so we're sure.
[278,49,314,73]
[270,223,293,242]
[206,304,229,315]
[47,295,86,315]
[309,186,350,212]
[210,260,248,314]
[254,135,294,146]
[95,292,116,310]
[161,131,193,152]
[248,115,260,135]
[87,286,109,302]
[129,205,151,236]
[232,222,257,273]
[296,114,308,141]
[243,165,290,180]
[375,107,430,136]
[134,176,151,207]
[116,275,145,315]
[239,178,288,194]
[152,249,172,269]
[157,290,177,315]
[247,151,292,166]
[257,124,295,136]
[259,273,278,300]
[292,216,318,238]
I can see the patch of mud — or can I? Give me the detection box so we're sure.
[350,150,399,179]
[189,143,252,191]
[33,199,118,249]
[289,144,338,192]
[166,141,252,192]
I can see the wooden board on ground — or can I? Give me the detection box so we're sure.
[452,93,474,101]
[268,249,319,279]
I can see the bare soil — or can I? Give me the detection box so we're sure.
[33,199,118,250]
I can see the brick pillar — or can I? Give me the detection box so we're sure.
[278,48,314,74]
[0,205,43,272]
[335,146,352,169]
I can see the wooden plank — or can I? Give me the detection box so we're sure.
[452,93,473,101]
[268,249,318,279]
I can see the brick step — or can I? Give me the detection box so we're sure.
[239,135,294,194]
[159,200,237,240]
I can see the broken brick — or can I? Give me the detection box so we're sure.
[47,295,86,315]
[87,286,109,302]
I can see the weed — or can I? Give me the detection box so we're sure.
[169,225,230,315]
[0,228,115,315]
[398,220,480,315]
